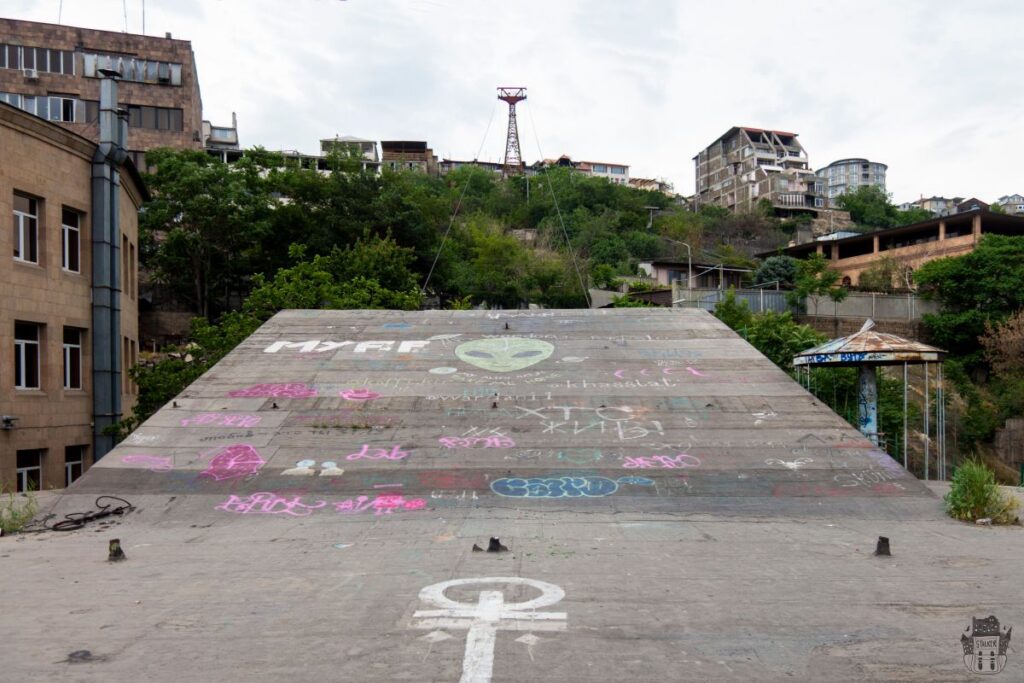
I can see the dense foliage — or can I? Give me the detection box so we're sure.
[944,459,1018,523]
[835,185,934,230]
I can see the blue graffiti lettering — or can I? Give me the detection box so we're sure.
[490,475,653,498]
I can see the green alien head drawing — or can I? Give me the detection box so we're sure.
[454,337,555,373]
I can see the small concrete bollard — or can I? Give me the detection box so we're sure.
[874,536,891,556]
[108,538,127,562]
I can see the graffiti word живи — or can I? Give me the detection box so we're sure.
[263,340,431,354]
[622,454,701,469]
[216,492,426,516]
[412,577,567,683]
[228,383,317,398]
[345,444,410,461]
[513,405,665,442]
[490,475,653,498]
[121,455,173,471]
[179,413,262,428]
[199,444,265,481]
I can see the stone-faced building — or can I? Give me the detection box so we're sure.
[0,18,204,169]
[1,98,145,492]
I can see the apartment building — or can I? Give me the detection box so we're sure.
[1,95,144,491]
[816,158,887,204]
[897,196,963,217]
[0,18,204,170]
[578,160,629,185]
[995,194,1024,215]
[693,127,826,216]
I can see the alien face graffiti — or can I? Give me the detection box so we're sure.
[454,337,555,373]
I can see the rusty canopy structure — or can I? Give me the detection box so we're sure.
[793,320,947,479]
[497,86,526,177]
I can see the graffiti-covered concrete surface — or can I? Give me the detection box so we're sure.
[2,309,1021,682]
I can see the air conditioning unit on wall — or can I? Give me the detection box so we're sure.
[23,68,39,80]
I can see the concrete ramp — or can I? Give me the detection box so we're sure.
[74,308,930,515]
[10,310,1017,683]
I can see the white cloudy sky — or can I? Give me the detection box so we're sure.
[8,0,1023,201]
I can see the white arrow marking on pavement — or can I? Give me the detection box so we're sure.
[412,577,567,683]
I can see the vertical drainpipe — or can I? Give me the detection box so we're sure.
[91,71,127,459]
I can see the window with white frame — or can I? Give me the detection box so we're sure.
[15,321,41,389]
[62,207,80,272]
[65,445,87,486]
[48,95,76,122]
[13,193,38,263]
[16,449,44,492]
[63,327,83,390]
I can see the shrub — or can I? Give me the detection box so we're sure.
[944,460,1018,523]
[0,488,38,535]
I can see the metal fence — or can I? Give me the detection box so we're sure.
[671,284,939,321]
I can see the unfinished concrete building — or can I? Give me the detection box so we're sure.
[693,127,826,216]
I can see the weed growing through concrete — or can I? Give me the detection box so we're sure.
[0,486,38,535]
[944,460,1019,524]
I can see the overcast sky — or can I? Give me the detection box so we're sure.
[9,0,1023,201]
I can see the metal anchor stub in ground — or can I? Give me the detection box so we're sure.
[472,537,508,552]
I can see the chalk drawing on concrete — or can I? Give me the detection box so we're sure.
[490,475,654,498]
[282,459,317,476]
[199,444,265,481]
[765,458,813,471]
[339,388,381,401]
[228,383,317,398]
[412,577,567,683]
[622,454,701,469]
[121,455,173,471]
[180,413,262,428]
[345,444,410,461]
[559,356,587,363]
[216,492,327,516]
[454,337,554,373]
[429,367,458,374]
[321,461,345,476]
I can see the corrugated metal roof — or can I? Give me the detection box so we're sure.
[793,320,945,366]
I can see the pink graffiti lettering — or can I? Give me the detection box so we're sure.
[339,388,381,401]
[200,444,266,481]
[685,367,705,377]
[216,492,327,516]
[121,455,173,471]
[438,435,516,448]
[228,383,317,398]
[180,413,262,428]
[622,454,702,469]
[344,444,410,461]
[333,494,427,515]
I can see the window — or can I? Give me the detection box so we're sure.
[48,96,76,122]
[592,164,607,173]
[65,446,87,486]
[610,166,626,175]
[129,242,136,299]
[815,197,825,207]
[15,322,41,389]
[126,104,184,131]
[13,193,38,263]
[16,450,44,492]
[63,327,83,390]
[61,207,81,272]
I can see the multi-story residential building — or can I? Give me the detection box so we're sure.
[1,84,144,491]
[439,158,504,175]
[816,158,887,204]
[0,18,206,170]
[693,127,827,216]
[994,194,1024,215]
[381,140,439,175]
[321,135,381,174]
[578,160,629,185]
[203,111,240,155]
[629,177,674,195]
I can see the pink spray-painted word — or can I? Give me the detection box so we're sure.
[216,492,327,516]
[121,454,173,471]
[438,435,516,448]
[622,454,702,469]
[345,444,410,461]
[334,494,427,515]
[227,383,318,398]
[215,492,426,517]
[339,388,381,401]
[199,444,266,481]
[179,413,262,428]
[612,367,706,380]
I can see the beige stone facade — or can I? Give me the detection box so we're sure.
[775,210,1024,287]
[0,18,203,167]
[0,102,142,491]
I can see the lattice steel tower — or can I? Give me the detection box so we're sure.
[497,87,527,176]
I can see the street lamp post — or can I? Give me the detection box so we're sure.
[660,237,692,290]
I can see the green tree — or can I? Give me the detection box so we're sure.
[788,253,848,313]
[753,255,798,288]
[856,255,911,293]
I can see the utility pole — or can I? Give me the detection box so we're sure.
[497,87,526,177]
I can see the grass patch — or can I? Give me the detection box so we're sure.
[944,460,1019,524]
